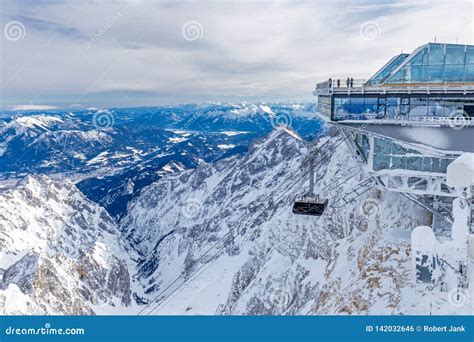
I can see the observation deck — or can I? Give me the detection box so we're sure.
[313,43,474,228]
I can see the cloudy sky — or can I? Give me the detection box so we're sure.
[1,0,473,109]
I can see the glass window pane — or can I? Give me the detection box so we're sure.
[440,159,450,173]
[389,69,406,83]
[409,97,429,117]
[386,97,399,118]
[432,158,441,173]
[317,95,331,118]
[370,54,408,84]
[334,97,350,119]
[464,98,474,117]
[410,51,424,65]
[391,156,407,170]
[407,157,423,171]
[400,105,409,116]
[428,98,446,116]
[466,47,474,63]
[428,45,445,65]
[349,98,364,115]
[373,154,390,171]
[445,46,465,64]
[391,142,406,156]
[465,64,474,81]
[422,157,433,172]
[443,99,464,117]
[422,65,443,82]
[364,97,378,115]
[444,65,465,81]
[374,138,391,154]
[409,65,423,81]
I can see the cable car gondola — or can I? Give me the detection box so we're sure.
[292,195,328,216]
[292,157,328,216]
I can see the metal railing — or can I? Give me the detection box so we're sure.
[316,78,367,90]
[315,79,474,95]
[331,114,474,127]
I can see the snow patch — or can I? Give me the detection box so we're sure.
[446,153,474,188]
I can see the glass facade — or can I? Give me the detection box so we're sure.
[367,54,409,85]
[384,44,474,84]
[372,137,454,173]
[334,96,386,120]
[333,95,473,120]
[317,95,331,118]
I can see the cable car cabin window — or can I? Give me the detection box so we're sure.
[292,199,327,216]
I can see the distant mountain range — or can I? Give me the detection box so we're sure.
[0,103,325,218]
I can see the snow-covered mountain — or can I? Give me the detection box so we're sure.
[1,126,471,315]
[0,176,132,314]
[121,127,471,315]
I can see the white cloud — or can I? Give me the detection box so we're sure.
[1,0,473,107]
[11,104,58,111]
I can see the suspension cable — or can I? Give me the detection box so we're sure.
[138,134,344,315]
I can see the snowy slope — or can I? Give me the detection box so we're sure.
[1,126,471,315]
[121,127,471,315]
[0,176,132,314]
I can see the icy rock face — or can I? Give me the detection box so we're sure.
[123,127,432,315]
[0,175,131,314]
[122,128,322,293]
[311,192,431,315]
